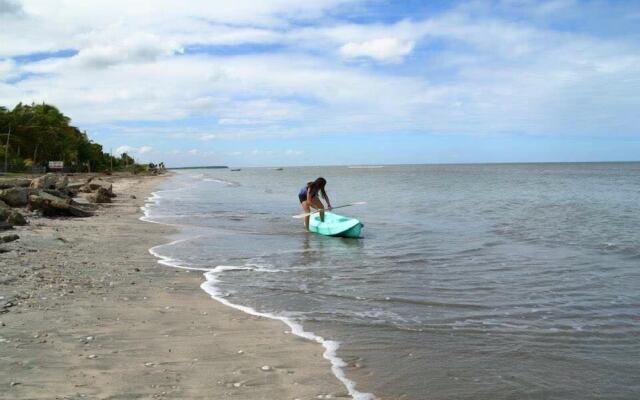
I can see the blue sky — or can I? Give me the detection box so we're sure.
[1,0,639,167]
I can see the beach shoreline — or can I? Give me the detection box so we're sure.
[1,173,348,399]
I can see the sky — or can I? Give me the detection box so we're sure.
[1,0,639,167]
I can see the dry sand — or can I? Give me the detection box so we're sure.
[0,174,348,399]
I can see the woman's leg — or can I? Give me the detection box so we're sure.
[310,197,325,222]
[301,200,311,230]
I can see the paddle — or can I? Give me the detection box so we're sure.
[292,201,367,219]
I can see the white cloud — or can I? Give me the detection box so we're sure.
[0,59,18,82]
[115,145,135,155]
[115,145,153,155]
[0,0,22,16]
[0,0,357,57]
[72,34,181,69]
[0,0,638,142]
[340,37,415,63]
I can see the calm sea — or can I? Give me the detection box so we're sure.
[145,163,640,400]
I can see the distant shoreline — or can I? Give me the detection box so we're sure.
[166,160,640,170]
[168,165,228,170]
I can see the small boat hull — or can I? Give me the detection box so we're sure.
[308,212,363,238]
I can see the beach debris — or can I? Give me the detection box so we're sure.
[28,192,93,218]
[10,381,20,387]
[130,195,137,199]
[237,350,244,354]
[144,362,156,367]
[87,354,98,359]
[260,365,272,371]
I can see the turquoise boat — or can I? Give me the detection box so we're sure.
[308,211,363,238]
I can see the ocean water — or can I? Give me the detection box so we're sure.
[144,163,640,400]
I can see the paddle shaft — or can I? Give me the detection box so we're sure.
[293,202,366,219]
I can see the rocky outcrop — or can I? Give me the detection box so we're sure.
[30,174,68,191]
[84,179,115,197]
[88,187,112,203]
[0,187,31,207]
[28,192,92,218]
[0,173,103,221]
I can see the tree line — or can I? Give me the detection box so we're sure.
[0,102,142,173]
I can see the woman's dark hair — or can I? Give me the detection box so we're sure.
[308,177,327,200]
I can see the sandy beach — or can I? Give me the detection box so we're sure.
[0,174,347,399]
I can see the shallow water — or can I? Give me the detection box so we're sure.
[146,163,640,399]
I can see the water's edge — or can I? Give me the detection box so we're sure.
[139,188,375,400]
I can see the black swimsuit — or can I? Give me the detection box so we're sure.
[298,186,308,203]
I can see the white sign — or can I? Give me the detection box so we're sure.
[48,161,64,170]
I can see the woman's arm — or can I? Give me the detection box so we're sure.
[321,189,332,209]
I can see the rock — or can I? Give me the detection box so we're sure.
[30,174,56,190]
[0,208,27,226]
[54,175,69,190]
[130,195,137,199]
[30,173,68,190]
[0,187,30,207]
[78,183,93,193]
[65,182,83,196]
[88,187,112,203]
[0,200,8,209]
[0,234,19,243]
[0,178,31,189]
[28,193,93,218]
[43,189,71,200]
[88,178,113,193]
[0,221,13,231]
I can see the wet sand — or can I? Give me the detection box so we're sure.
[0,174,346,399]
